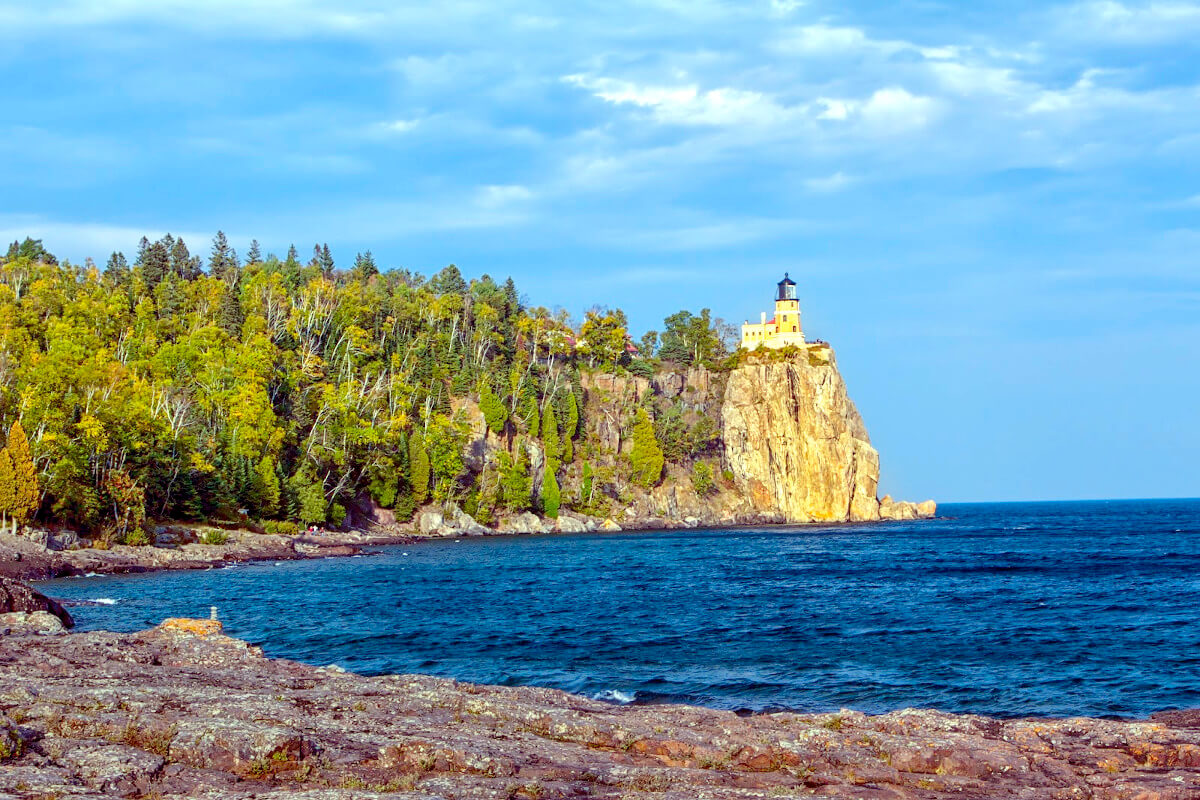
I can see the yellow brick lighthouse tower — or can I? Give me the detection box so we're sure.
[740,273,805,350]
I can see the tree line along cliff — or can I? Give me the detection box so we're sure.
[0,235,930,543]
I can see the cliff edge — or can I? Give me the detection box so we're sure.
[722,349,884,523]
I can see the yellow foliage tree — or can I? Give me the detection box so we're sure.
[0,449,13,532]
[7,422,39,531]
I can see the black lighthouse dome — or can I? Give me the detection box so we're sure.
[776,272,797,301]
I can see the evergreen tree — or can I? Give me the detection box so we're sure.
[479,383,508,435]
[170,237,199,279]
[352,250,378,281]
[430,264,467,296]
[246,239,262,265]
[630,408,665,488]
[408,429,430,504]
[541,403,561,473]
[139,238,170,291]
[562,391,579,463]
[498,447,531,511]
[156,272,184,322]
[294,472,326,526]
[209,231,234,281]
[319,244,335,277]
[254,456,280,518]
[103,252,130,288]
[218,280,244,336]
[541,470,560,518]
[283,244,301,288]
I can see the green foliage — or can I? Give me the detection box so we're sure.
[123,527,151,546]
[541,403,560,473]
[264,520,299,536]
[690,461,716,496]
[408,430,431,505]
[498,447,532,512]
[479,383,508,435]
[657,308,729,367]
[630,408,665,488]
[580,462,594,507]
[0,228,734,535]
[199,528,229,545]
[425,414,468,501]
[541,469,560,518]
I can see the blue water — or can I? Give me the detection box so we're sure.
[40,499,1200,719]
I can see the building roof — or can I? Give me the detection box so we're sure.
[777,272,796,287]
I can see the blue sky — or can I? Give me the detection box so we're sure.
[2,0,1197,502]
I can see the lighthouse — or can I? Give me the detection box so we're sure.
[739,273,806,350]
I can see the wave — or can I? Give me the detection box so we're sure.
[90,598,119,606]
[592,689,637,704]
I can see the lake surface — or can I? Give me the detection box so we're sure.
[42,499,1200,719]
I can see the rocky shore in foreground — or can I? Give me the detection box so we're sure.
[1,619,1198,799]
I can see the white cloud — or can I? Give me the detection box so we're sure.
[563,74,797,127]
[804,172,854,192]
[476,185,535,208]
[1057,1,1200,43]
[859,88,939,130]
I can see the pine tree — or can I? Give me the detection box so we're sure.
[140,239,170,291]
[284,244,301,288]
[630,408,665,488]
[156,272,184,321]
[352,250,378,281]
[103,252,130,288]
[409,429,430,504]
[319,244,335,277]
[246,239,262,265]
[254,456,280,518]
[170,237,198,279]
[541,403,561,473]
[541,470,560,518]
[563,391,579,463]
[218,279,244,337]
[209,231,233,281]
[0,449,13,532]
[479,383,508,435]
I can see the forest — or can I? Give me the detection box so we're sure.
[0,235,735,543]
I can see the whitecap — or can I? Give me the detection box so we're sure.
[594,689,637,704]
[84,572,102,578]
[91,598,118,606]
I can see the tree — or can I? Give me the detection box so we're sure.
[640,330,659,358]
[579,307,629,369]
[630,408,664,488]
[209,231,235,281]
[294,471,327,526]
[253,456,280,519]
[658,308,726,366]
[479,383,508,435]
[139,237,171,291]
[0,450,13,532]
[246,239,262,265]
[408,429,430,504]
[498,447,531,512]
[352,250,378,281]
[541,403,561,473]
[103,252,130,288]
[319,244,335,277]
[8,422,38,532]
[562,391,578,464]
[429,264,467,296]
[691,461,716,496]
[170,237,200,279]
[5,237,56,264]
[541,470,560,518]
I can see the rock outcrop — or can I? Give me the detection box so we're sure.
[0,621,1197,799]
[722,349,899,523]
[0,576,73,628]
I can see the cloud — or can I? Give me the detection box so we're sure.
[804,172,854,192]
[563,74,795,128]
[1055,1,1200,43]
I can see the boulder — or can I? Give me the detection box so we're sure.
[417,510,445,535]
[0,611,65,635]
[879,496,921,521]
[917,500,938,518]
[0,577,73,628]
[497,512,547,534]
[555,515,588,534]
[599,519,623,532]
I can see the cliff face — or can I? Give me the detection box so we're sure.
[721,349,883,523]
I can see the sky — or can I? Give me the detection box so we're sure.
[1,0,1197,503]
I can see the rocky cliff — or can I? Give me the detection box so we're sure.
[384,345,932,535]
[721,347,934,523]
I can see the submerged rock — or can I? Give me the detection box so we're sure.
[0,622,1198,799]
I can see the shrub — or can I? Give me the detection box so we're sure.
[542,470,560,519]
[199,529,229,546]
[691,461,716,496]
[263,520,299,536]
[629,408,664,488]
[122,527,151,547]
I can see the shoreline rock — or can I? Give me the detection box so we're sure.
[0,620,1196,799]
